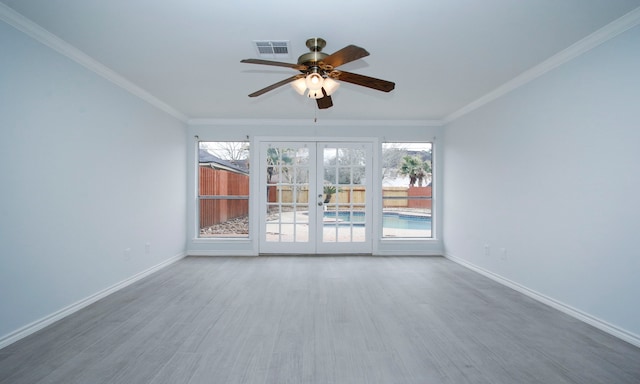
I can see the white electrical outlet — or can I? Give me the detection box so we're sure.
[484,244,490,257]
[124,248,132,260]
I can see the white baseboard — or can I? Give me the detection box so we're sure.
[0,252,186,350]
[444,253,640,348]
[374,250,443,256]
[187,250,258,256]
[187,251,442,257]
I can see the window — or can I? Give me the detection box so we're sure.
[198,141,250,238]
[381,142,433,238]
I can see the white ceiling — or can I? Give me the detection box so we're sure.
[2,0,640,121]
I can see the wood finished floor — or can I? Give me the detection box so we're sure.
[1,256,639,384]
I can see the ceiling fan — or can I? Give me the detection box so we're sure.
[241,38,395,109]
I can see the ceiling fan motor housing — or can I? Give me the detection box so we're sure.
[306,37,326,52]
[298,37,329,72]
[297,51,328,66]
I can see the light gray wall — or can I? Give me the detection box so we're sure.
[0,21,187,340]
[443,26,640,339]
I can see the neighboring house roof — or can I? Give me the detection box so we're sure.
[199,149,249,175]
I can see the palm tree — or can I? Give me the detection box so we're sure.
[399,155,431,187]
[418,160,432,187]
[323,185,337,204]
[399,155,420,187]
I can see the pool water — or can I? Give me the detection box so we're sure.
[323,211,431,230]
[383,213,431,230]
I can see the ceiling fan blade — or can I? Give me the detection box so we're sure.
[248,75,299,97]
[333,71,395,92]
[241,58,307,71]
[321,45,369,68]
[316,95,333,109]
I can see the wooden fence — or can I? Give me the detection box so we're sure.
[268,185,432,209]
[201,171,431,227]
[199,167,249,227]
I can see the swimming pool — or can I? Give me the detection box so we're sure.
[383,213,431,230]
[323,211,431,230]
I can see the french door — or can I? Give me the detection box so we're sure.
[259,141,373,254]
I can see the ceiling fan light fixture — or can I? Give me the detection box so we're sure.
[305,72,324,91]
[322,77,340,96]
[307,89,324,99]
[291,78,307,95]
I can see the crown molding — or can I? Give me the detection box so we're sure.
[443,6,640,125]
[4,2,638,127]
[0,3,189,123]
[188,118,444,127]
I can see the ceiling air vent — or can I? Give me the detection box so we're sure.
[253,40,290,58]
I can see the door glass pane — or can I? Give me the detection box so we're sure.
[338,167,351,185]
[322,145,368,244]
[265,145,310,244]
[352,167,365,184]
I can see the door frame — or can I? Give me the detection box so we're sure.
[255,136,379,255]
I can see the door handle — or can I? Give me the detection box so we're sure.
[318,202,323,206]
